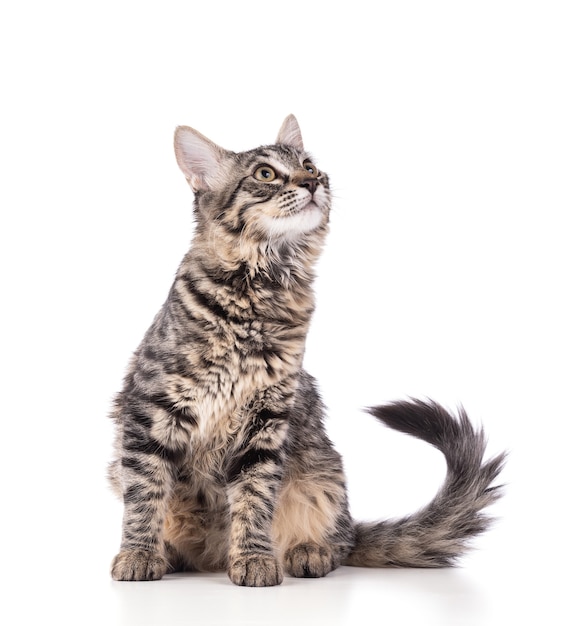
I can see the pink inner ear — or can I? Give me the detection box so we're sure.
[174,127,223,192]
[277,115,304,151]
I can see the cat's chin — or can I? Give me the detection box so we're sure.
[262,203,325,240]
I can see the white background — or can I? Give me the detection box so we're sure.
[1,1,578,624]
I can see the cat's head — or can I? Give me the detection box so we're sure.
[174,115,330,245]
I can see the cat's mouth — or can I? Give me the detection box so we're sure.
[262,199,325,239]
[285,194,323,216]
[287,200,318,215]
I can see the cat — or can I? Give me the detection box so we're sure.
[108,115,506,586]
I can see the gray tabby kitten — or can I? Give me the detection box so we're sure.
[108,115,505,586]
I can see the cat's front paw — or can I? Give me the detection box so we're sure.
[228,553,283,587]
[284,543,337,578]
[111,549,168,581]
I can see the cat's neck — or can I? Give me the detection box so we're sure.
[178,227,325,325]
[194,218,325,285]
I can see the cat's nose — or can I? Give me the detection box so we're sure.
[299,179,319,195]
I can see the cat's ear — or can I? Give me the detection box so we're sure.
[174,126,226,192]
[276,114,304,151]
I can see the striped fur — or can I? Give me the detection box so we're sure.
[108,115,506,586]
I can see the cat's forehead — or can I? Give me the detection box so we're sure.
[237,144,314,174]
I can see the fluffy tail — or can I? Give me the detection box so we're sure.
[345,399,506,568]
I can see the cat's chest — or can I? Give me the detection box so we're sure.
[202,317,304,368]
[171,319,306,436]
[207,320,305,391]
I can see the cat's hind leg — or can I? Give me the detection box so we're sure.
[274,476,354,578]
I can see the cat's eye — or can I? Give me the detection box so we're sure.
[253,165,278,182]
[303,161,318,177]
